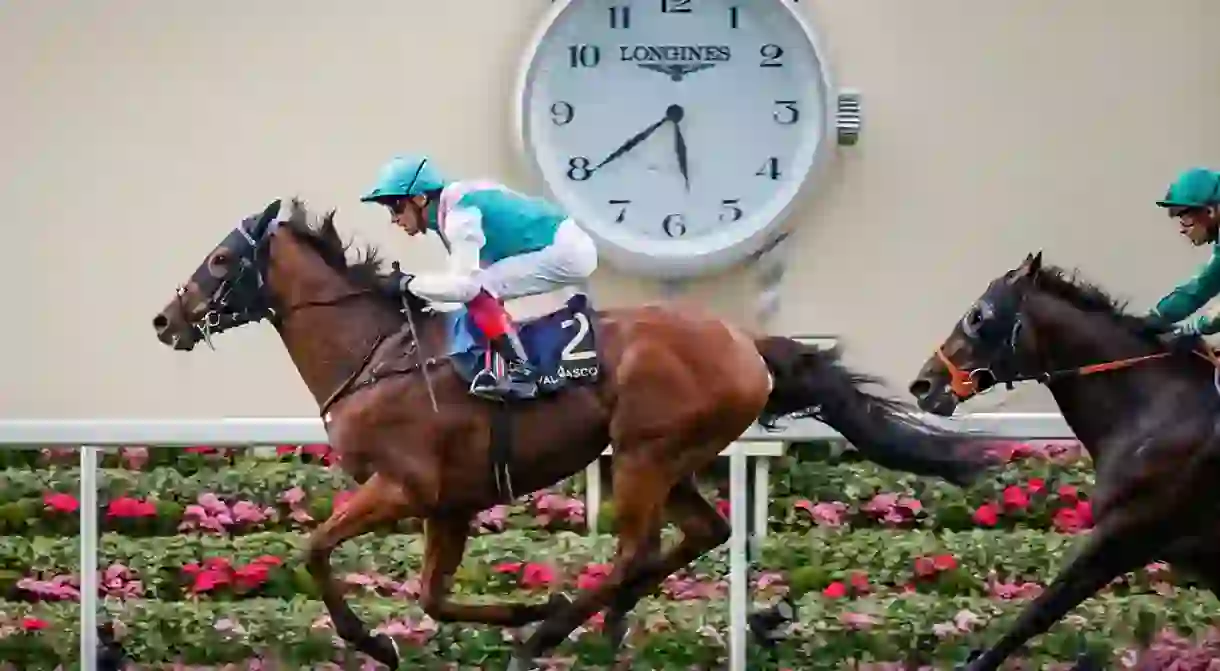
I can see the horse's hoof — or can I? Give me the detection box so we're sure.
[747,598,795,648]
[606,615,631,653]
[506,651,539,671]
[368,632,401,668]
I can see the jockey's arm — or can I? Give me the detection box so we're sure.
[407,206,486,304]
[1147,244,1220,334]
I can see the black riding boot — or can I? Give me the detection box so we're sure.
[470,333,540,400]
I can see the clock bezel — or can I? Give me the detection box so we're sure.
[511,0,839,280]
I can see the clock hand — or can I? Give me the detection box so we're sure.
[666,104,690,192]
[593,115,668,171]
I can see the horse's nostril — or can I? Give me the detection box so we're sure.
[152,314,169,331]
[908,379,933,398]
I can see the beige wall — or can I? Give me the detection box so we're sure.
[2,0,1217,418]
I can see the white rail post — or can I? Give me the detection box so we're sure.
[79,444,99,671]
[727,443,748,671]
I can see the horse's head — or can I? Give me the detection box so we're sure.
[152,199,287,351]
[908,252,1045,415]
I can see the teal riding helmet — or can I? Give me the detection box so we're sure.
[360,155,449,202]
[1156,167,1220,209]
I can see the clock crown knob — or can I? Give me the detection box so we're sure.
[836,89,863,146]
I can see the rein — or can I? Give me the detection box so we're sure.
[937,343,1220,400]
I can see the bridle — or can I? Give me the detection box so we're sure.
[173,215,371,349]
[934,285,1220,402]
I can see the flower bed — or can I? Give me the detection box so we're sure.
[0,444,1097,537]
[2,592,1218,669]
[0,439,1214,668]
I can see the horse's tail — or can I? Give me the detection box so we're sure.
[754,336,998,487]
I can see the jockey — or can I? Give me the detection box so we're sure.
[361,154,599,400]
[1146,167,1220,338]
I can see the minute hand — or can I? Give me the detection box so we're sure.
[593,117,668,171]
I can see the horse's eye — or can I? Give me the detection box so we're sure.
[212,253,229,266]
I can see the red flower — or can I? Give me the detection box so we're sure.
[914,556,937,578]
[1026,478,1045,495]
[848,571,870,594]
[822,581,847,598]
[184,445,222,454]
[1001,485,1029,510]
[191,568,231,593]
[20,617,48,632]
[715,499,730,519]
[106,496,156,519]
[275,445,297,456]
[521,562,556,590]
[932,554,957,571]
[972,502,999,527]
[1052,501,1094,533]
[43,492,79,514]
[492,562,522,575]
[233,563,271,590]
[1057,485,1080,504]
[577,563,613,591]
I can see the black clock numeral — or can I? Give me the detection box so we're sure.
[756,157,781,180]
[550,101,574,126]
[773,100,799,125]
[729,6,740,28]
[760,44,784,67]
[609,6,631,28]
[567,157,593,181]
[609,199,631,223]
[662,0,692,13]
[720,199,743,222]
[568,45,601,68]
[662,213,687,237]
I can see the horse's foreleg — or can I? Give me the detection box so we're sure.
[602,477,730,653]
[961,518,1159,671]
[418,514,571,627]
[307,472,414,668]
[509,452,669,669]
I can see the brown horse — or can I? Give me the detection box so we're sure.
[151,197,995,669]
[908,251,1220,670]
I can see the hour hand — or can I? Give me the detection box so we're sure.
[593,117,668,171]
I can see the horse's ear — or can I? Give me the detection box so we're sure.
[318,209,342,250]
[1017,251,1042,275]
[251,199,282,238]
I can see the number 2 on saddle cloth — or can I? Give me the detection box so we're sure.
[442,292,604,401]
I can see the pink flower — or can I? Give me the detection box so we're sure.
[474,505,508,533]
[794,499,848,527]
[119,446,149,470]
[532,492,585,527]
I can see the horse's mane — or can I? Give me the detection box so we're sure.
[1032,264,1162,343]
[276,197,431,317]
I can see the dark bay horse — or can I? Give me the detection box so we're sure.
[908,251,1220,671]
[152,198,995,669]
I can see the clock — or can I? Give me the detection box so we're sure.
[513,0,858,280]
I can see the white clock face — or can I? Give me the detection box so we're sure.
[517,0,833,278]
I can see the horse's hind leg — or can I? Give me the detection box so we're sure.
[306,472,414,668]
[602,476,731,654]
[416,514,571,627]
[507,451,681,669]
